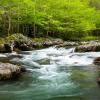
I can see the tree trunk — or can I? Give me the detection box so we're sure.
[8,15,11,36]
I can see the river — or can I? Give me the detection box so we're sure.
[0,46,100,100]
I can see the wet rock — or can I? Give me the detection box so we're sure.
[0,44,5,53]
[0,63,25,80]
[0,44,13,53]
[43,39,64,47]
[36,58,50,65]
[94,57,100,65]
[75,43,100,52]
[19,43,32,51]
[13,41,20,49]
[12,41,34,51]
[4,43,13,53]
[52,39,64,45]
[97,78,100,84]
[43,41,53,47]
[56,41,79,48]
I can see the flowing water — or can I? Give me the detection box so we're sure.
[0,47,100,100]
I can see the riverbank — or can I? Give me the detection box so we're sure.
[0,34,100,53]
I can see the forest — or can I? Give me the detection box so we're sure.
[0,0,100,40]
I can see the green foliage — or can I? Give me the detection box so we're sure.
[80,36,100,41]
[0,0,100,40]
[5,33,32,42]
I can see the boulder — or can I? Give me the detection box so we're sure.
[0,63,26,80]
[13,41,20,49]
[43,41,53,47]
[12,41,34,51]
[19,43,33,51]
[57,41,79,48]
[75,43,100,52]
[0,44,5,53]
[93,57,100,84]
[94,57,100,66]
[4,43,13,53]
[43,39,63,47]
[0,43,13,53]
[97,77,100,84]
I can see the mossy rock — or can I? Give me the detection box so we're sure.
[0,44,5,53]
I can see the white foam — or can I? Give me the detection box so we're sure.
[0,54,7,57]
[12,47,100,81]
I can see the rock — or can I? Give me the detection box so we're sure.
[4,43,13,53]
[75,43,100,52]
[56,41,79,48]
[0,63,25,80]
[93,57,100,85]
[13,41,20,49]
[0,43,13,53]
[97,77,100,84]
[0,44,5,53]
[94,57,100,65]
[19,43,32,51]
[43,41,53,47]
[43,39,64,47]
[36,58,50,65]
[12,41,34,51]
[52,39,64,45]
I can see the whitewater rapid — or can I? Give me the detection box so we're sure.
[0,46,100,100]
[8,47,99,80]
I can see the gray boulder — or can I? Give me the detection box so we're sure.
[0,63,25,80]
[75,43,100,52]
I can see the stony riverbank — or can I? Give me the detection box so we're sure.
[0,34,100,53]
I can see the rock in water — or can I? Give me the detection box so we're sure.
[97,77,100,84]
[0,63,25,80]
[94,57,100,65]
[4,43,13,53]
[93,57,100,84]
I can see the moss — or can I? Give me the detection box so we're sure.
[0,38,5,44]
[5,33,32,42]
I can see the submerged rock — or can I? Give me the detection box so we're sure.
[36,58,50,65]
[0,63,26,80]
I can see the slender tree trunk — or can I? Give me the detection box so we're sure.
[8,15,11,36]
[33,23,36,38]
[46,31,49,37]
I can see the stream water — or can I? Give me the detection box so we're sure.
[0,47,100,100]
